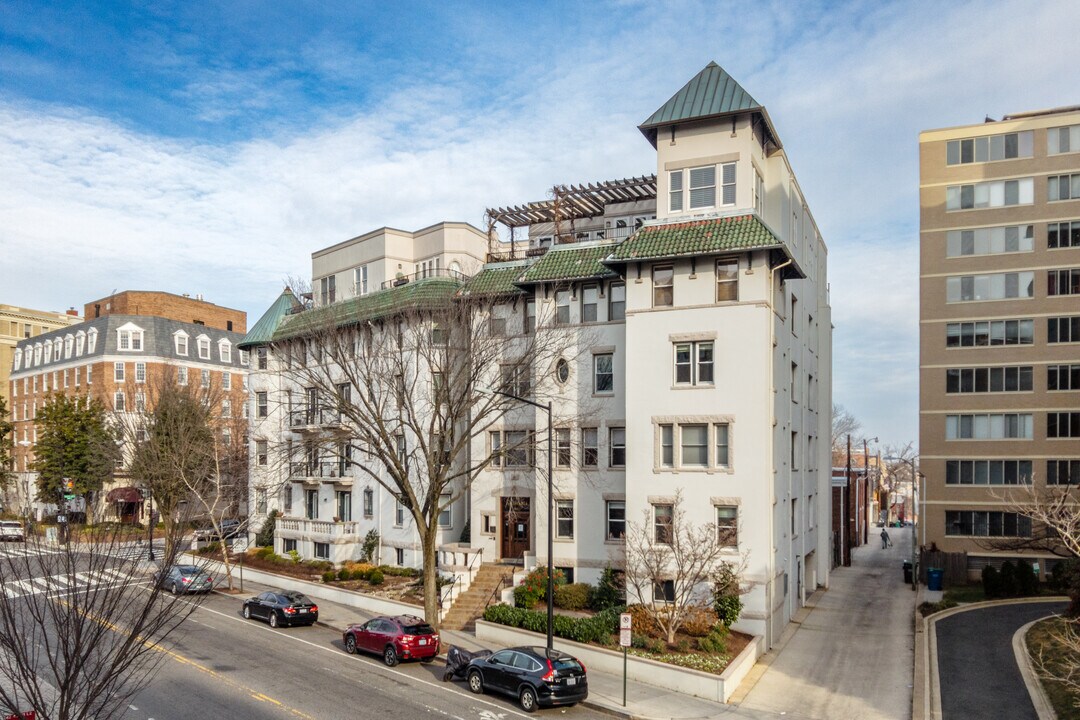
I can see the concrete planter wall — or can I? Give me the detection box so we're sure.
[475,619,764,703]
[189,554,423,620]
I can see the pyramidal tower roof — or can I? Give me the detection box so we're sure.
[238,287,301,349]
[638,62,779,150]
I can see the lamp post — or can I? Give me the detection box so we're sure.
[146,488,155,562]
[483,387,554,651]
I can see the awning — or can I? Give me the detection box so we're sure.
[106,487,143,503]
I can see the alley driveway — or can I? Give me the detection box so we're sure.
[734,527,915,720]
[935,600,1066,720]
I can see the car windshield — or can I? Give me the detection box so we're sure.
[401,623,435,635]
[177,566,199,575]
[282,592,310,604]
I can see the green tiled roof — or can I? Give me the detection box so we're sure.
[610,215,781,261]
[518,243,619,284]
[272,278,462,341]
[460,262,529,297]
[640,62,760,130]
[238,288,301,349]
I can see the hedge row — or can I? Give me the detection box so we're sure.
[482,604,623,645]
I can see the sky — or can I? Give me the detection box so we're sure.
[2,0,1079,449]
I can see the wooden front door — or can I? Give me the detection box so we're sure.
[500,497,530,560]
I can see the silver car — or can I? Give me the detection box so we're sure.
[157,565,214,594]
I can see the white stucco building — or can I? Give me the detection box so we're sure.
[242,63,832,647]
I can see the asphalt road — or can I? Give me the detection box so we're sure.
[121,590,610,720]
[936,600,1067,720]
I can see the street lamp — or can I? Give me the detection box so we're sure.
[481,387,554,651]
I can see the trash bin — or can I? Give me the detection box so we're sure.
[902,560,913,584]
[927,567,944,591]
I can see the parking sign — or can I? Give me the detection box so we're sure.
[619,612,632,647]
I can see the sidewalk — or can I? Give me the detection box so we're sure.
[731,527,916,720]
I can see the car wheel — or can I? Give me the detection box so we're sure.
[519,686,538,713]
[344,634,357,654]
[269,613,279,628]
[442,670,453,682]
[467,670,484,694]
[170,582,179,595]
[383,645,398,667]
[242,605,251,619]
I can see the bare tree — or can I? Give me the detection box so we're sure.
[879,442,917,524]
[831,403,862,452]
[0,519,205,719]
[266,278,579,626]
[622,492,746,644]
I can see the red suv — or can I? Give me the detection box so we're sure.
[343,615,440,666]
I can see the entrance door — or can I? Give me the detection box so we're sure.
[500,497,530,560]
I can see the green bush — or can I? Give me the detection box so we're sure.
[197,541,221,556]
[590,567,625,611]
[351,567,370,581]
[286,549,301,564]
[378,565,419,577]
[697,626,729,655]
[1000,561,1017,597]
[361,529,379,563]
[714,594,743,628]
[255,510,278,547]
[368,569,385,586]
[514,567,566,609]
[1051,559,1080,617]
[1017,560,1039,597]
[630,633,648,649]
[522,611,547,634]
[676,639,692,653]
[255,545,275,559]
[322,571,336,583]
[982,564,1002,598]
[337,568,351,581]
[483,604,526,627]
[554,583,591,610]
[713,562,743,628]
[645,638,666,654]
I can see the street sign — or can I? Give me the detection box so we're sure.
[619,612,632,647]
[56,515,67,524]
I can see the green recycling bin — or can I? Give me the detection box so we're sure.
[927,567,944,591]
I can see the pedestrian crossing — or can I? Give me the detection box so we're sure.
[1,566,137,599]
[0,545,64,559]
[0,542,165,562]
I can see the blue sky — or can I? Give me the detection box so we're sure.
[2,0,1079,448]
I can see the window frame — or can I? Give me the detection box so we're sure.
[593,353,614,394]
[716,506,738,548]
[606,500,625,541]
[653,265,674,307]
[609,427,626,468]
[555,499,574,539]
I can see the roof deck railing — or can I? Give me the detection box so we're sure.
[379,267,470,290]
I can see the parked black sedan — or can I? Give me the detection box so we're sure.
[241,590,319,628]
[467,646,587,712]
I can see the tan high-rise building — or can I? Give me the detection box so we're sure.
[0,305,82,410]
[920,107,1080,577]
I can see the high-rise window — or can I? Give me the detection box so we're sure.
[946,225,1033,256]
[946,131,1033,164]
[1048,269,1080,296]
[1048,125,1080,155]
[946,178,1033,210]
[945,272,1033,302]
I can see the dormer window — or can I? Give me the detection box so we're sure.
[43,342,52,364]
[76,331,86,356]
[34,343,43,365]
[116,322,145,352]
[53,337,62,360]
[87,328,98,354]
[64,335,73,358]
[12,349,21,371]
[174,330,189,356]
[197,335,210,360]
[218,339,232,363]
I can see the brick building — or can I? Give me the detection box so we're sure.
[7,291,249,521]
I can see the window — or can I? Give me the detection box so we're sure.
[74,367,79,386]
[1049,221,1080,250]
[395,434,407,467]
[313,542,330,560]
[395,502,405,527]
[221,398,231,417]
[791,431,799,468]
[554,358,570,384]
[76,332,85,356]
[63,369,68,388]
[582,428,598,467]
[1049,174,1080,202]
[1049,316,1080,343]
[222,371,231,391]
[256,440,268,466]
[283,538,296,553]
[580,284,599,323]
[219,339,232,363]
[114,362,125,382]
[177,366,188,386]
[87,329,97,353]
[1049,269,1080,296]
[946,131,1033,164]
[653,265,673,307]
[556,428,571,468]
[946,511,1031,538]
[430,321,447,346]
[524,299,536,335]
[593,354,613,394]
[1050,365,1080,391]
[947,225,1034,257]
[255,488,267,514]
[256,392,268,418]
[754,168,764,215]
[660,424,673,467]
[946,319,1034,347]
[197,336,210,359]
[117,327,144,351]
[354,264,369,296]
[945,460,1032,485]
[716,258,738,301]
[945,413,1033,439]
[395,548,405,565]
[489,316,507,337]
[86,365,92,385]
[201,369,210,388]
[114,391,126,412]
[438,493,452,528]
[135,362,146,384]
[320,275,336,305]
[680,425,708,467]
[609,282,625,321]
[257,347,268,369]
[1049,413,1080,438]
[554,499,574,539]
[654,504,673,544]
[134,392,146,412]
[504,430,532,468]
[363,488,374,518]
[609,427,625,467]
[674,341,713,385]
[945,366,1033,393]
[945,272,1034,302]
[606,501,625,540]
[63,335,73,358]
[1048,460,1080,485]
[669,169,683,212]
[500,363,530,397]
[488,431,503,467]
[336,491,352,522]
[174,331,188,356]
[555,289,571,325]
[482,514,496,534]
[946,178,1033,210]
[1049,125,1080,155]
[305,489,317,520]
[716,506,738,547]
[716,424,730,466]
[653,580,675,603]
[239,349,248,366]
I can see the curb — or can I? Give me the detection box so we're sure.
[1013,618,1056,720]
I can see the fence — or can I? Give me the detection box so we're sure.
[919,548,967,586]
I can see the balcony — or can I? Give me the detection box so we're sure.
[277,517,360,540]
[289,460,350,482]
[289,406,342,431]
[380,267,469,290]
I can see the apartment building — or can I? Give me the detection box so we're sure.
[920,107,1080,576]
[0,304,82,409]
[8,291,248,520]
[243,63,832,646]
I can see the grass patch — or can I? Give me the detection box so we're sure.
[943,584,986,604]
[1027,617,1080,720]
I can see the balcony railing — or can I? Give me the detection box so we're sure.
[289,406,341,429]
[380,267,469,290]
[277,518,359,538]
[289,460,350,480]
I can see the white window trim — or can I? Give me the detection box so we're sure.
[173,330,189,356]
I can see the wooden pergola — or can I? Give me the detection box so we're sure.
[486,175,657,228]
